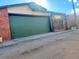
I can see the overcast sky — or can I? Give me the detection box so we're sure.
[0,0,79,14]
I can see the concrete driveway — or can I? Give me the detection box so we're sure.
[0,30,79,59]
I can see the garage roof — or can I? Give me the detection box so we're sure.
[0,0,30,8]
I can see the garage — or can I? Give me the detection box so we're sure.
[9,14,51,39]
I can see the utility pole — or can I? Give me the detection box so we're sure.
[71,0,77,28]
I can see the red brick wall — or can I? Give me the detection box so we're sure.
[0,8,11,41]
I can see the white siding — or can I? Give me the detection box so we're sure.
[7,5,49,16]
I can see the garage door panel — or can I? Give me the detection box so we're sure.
[9,14,50,39]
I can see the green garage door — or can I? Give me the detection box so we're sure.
[9,14,50,39]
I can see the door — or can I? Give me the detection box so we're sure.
[9,14,50,39]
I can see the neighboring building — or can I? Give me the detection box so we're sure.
[51,12,67,32]
[0,2,50,41]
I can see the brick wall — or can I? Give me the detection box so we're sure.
[0,8,11,41]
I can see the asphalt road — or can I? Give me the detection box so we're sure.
[1,30,79,59]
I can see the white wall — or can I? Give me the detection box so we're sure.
[7,5,49,16]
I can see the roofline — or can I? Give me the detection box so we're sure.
[0,2,46,10]
[47,11,66,15]
[0,2,32,8]
[29,2,47,10]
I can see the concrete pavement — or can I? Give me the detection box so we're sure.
[0,30,79,59]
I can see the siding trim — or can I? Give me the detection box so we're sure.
[8,13,49,17]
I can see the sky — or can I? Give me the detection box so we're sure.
[0,0,79,15]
